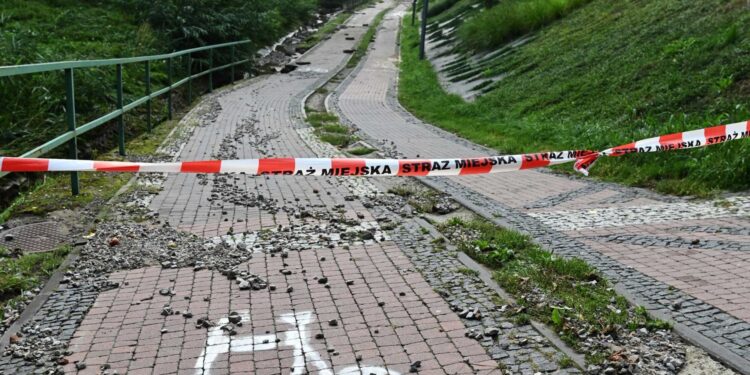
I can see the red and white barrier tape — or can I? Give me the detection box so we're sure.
[1,121,748,177]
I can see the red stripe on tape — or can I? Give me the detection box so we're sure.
[181,160,221,173]
[659,132,683,148]
[1,157,49,172]
[331,159,366,175]
[94,161,140,172]
[520,154,551,170]
[611,142,636,156]
[257,158,295,174]
[398,160,431,176]
[704,124,726,144]
[458,158,493,175]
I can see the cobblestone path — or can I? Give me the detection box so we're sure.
[331,4,750,372]
[38,1,569,374]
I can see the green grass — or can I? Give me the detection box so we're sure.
[346,8,390,68]
[1,117,180,220]
[440,218,671,364]
[456,266,479,277]
[307,111,357,147]
[458,0,593,51]
[427,0,463,17]
[307,112,341,127]
[0,0,167,158]
[348,146,377,155]
[0,245,70,319]
[401,1,750,196]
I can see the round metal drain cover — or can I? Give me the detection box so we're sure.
[1,221,69,253]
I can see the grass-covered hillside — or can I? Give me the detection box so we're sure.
[402,0,750,196]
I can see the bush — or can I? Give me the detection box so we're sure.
[458,0,592,51]
[120,0,318,50]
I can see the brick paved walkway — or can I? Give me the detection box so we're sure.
[331,3,750,370]
[16,2,746,375]
[58,2,508,374]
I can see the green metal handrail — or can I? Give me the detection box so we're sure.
[0,39,252,194]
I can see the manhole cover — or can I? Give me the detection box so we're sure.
[1,221,70,253]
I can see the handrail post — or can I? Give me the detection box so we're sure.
[412,0,417,25]
[167,57,173,120]
[64,68,79,195]
[116,64,125,156]
[419,0,429,60]
[145,60,152,132]
[230,45,235,85]
[208,49,214,92]
[187,54,192,104]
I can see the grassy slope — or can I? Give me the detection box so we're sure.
[0,0,164,157]
[458,0,593,51]
[400,0,750,196]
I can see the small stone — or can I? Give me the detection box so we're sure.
[75,362,87,370]
[228,313,242,324]
[328,319,338,327]
[318,277,328,284]
[315,333,324,339]
[286,287,294,293]
[159,288,172,296]
[183,311,193,319]
[108,237,120,247]
[483,327,500,338]
[378,301,385,307]
[409,360,421,373]
[3,234,14,241]
[346,280,354,286]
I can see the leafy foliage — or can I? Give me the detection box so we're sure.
[0,0,166,157]
[120,0,318,50]
[0,0,321,162]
